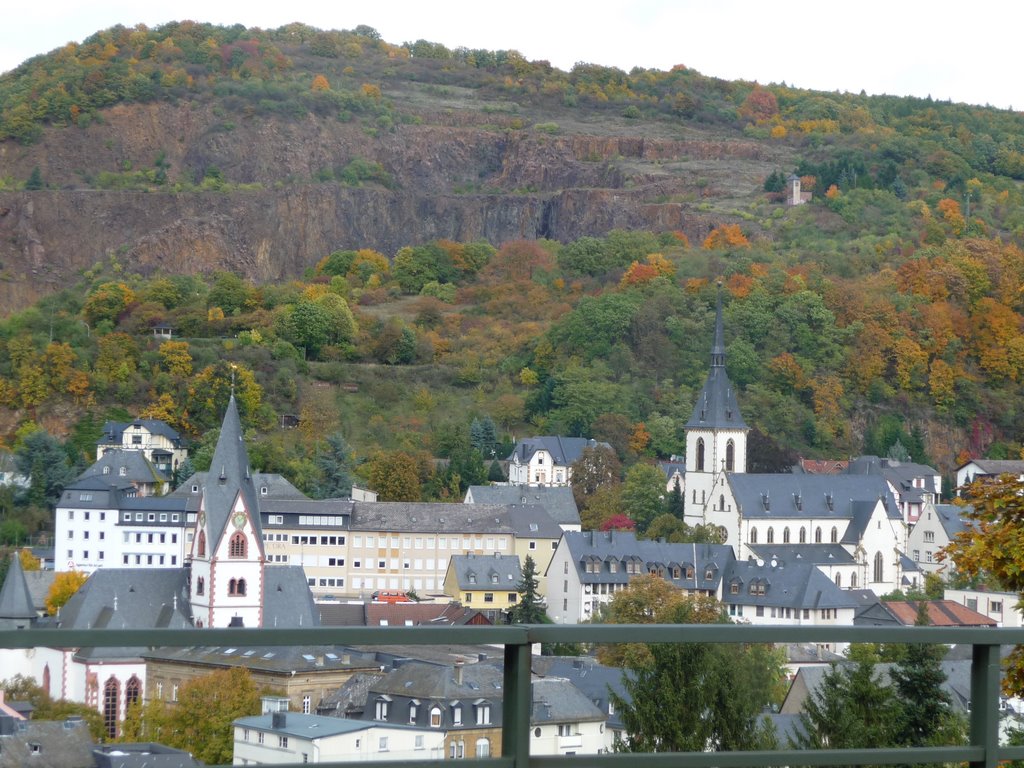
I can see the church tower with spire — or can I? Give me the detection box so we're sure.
[188,394,266,628]
[683,285,748,529]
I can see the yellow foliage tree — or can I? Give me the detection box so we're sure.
[45,570,88,614]
[158,341,193,377]
[311,74,330,92]
[19,548,40,571]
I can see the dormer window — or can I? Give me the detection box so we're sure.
[261,486,268,496]
[119,467,127,476]
[103,466,111,475]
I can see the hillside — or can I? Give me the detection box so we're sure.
[2,21,1024,511]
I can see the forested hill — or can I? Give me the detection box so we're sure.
[0,21,1023,499]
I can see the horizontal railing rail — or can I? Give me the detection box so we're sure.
[2,624,1021,768]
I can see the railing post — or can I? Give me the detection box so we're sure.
[502,630,532,768]
[970,642,1000,768]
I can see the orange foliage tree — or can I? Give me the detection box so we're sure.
[702,224,750,250]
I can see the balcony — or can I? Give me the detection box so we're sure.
[2,623,1022,768]
[557,733,584,750]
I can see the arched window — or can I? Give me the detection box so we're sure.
[766,527,774,544]
[749,527,758,544]
[196,577,204,596]
[799,527,806,543]
[874,552,884,583]
[476,738,491,758]
[430,707,442,728]
[103,677,119,739]
[696,438,705,471]
[197,530,206,558]
[851,572,858,588]
[725,440,735,472]
[237,578,247,596]
[783,527,790,543]
[719,494,725,511]
[815,527,822,543]
[834,573,842,588]
[126,676,141,710]
[831,526,838,543]
[229,578,246,596]
[229,532,247,558]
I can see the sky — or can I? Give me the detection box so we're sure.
[3,1,1021,111]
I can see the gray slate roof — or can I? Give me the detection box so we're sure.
[686,288,747,430]
[558,530,734,591]
[350,501,561,538]
[846,456,940,502]
[507,436,607,466]
[449,553,522,591]
[531,678,605,724]
[531,656,631,730]
[99,419,184,447]
[747,544,855,565]
[959,459,1024,476]
[92,742,203,768]
[235,711,390,738]
[0,716,95,768]
[143,644,378,674]
[261,565,321,629]
[935,504,970,538]
[203,394,265,549]
[722,557,868,611]
[0,554,36,622]
[79,449,169,486]
[465,485,581,528]
[727,473,899,520]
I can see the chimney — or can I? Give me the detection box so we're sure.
[272,711,286,728]
[454,660,464,685]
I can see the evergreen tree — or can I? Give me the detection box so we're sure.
[509,554,546,624]
[314,432,355,499]
[15,430,75,508]
[613,596,783,752]
[487,459,505,482]
[890,604,961,747]
[666,477,684,519]
[24,166,43,190]
[791,655,899,753]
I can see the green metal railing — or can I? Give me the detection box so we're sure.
[4,624,1023,768]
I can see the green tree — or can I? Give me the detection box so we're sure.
[509,554,547,623]
[15,430,75,508]
[791,655,897,753]
[1,675,104,741]
[612,594,783,752]
[890,607,962,748]
[24,166,44,190]
[206,271,251,314]
[282,299,333,357]
[621,463,667,532]
[313,432,355,499]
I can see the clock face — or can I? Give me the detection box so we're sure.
[233,512,246,530]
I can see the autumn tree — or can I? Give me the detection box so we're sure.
[739,86,779,123]
[83,282,136,326]
[364,450,422,501]
[702,223,750,250]
[570,445,622,512]
[943,474,1024,692]
[158,340,193,377]
[121,667,262,764]
[45,570,88,613]
[186,361,264,432]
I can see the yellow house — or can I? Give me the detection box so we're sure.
[443,553,520,617]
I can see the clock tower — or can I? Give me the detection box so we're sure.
[188,394,266,628]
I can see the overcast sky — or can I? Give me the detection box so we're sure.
[3,1,1020,110]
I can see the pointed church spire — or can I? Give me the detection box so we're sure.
[0,552,38,622]
[203,394,264,548]
[710,281,726,368]
[686,283,746,429]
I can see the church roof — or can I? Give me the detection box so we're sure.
[0,554,37,620]
[727,473,899,520]
[686,287,747,431]
[203,394,264,550]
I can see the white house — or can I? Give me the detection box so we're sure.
[506,437,609,487]
[233,711,445,764]
[96,419,188,478]
[956,459,1024,493]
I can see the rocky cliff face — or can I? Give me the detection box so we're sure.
[0,102,791,312]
